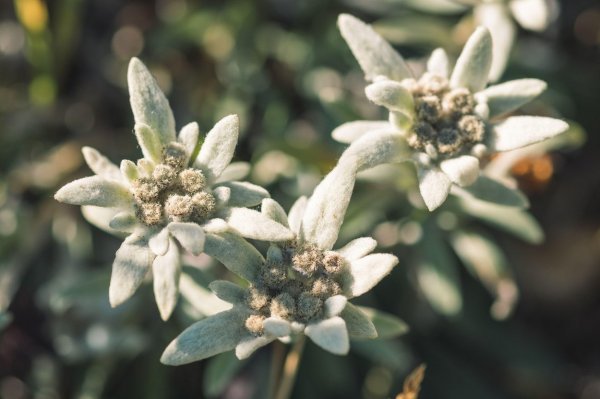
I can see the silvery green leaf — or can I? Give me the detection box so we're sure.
[204,232,264,282]
[178,122,200,163]
[427,48,450,78]
[455,175,529,208]
[120,159,139,183]
[195,115,239,183]
[161,308,247,365]
[55,176,132,208]
[480,79,547,118]
[267,245,284,263]
[450,26,493,92]
[301,161,358,250]
[439,155,480,187]
[324,295,347,318]
[357,307,409,339]
[261,198,289,227]
[489,116,569,151]
[365,80,414,114]
[416,228,462,315]
[82,206,128,237]
[340,303,377,339]
[343,253,398,298]
[454,196,544,243]
[340,130,409,172]
[337,14,412,82]
[209,280,246,304]
[152,237,181,321]
[128,58,176,146]
[223,207,294,242]
[149,227,170,256]
[109,211,138,233]
[109,232,154,307]
[337,237,377,261]
[305,316,349,355]
[134,123,162,163]
[263,318,292,337]
[332,121,391,144]
[215,162,250,183]
[235,336,274,360]
[287,196,307,235]
[213,186,231,208]
[417,165,452,211]
[137,158,154,176]
[203,352,246,398]
[82,147,121,181]
[216,181,269,207]
[509,0,551,31]
[474,3,516,81]
[168,222,205,256]
[202,218,230,234]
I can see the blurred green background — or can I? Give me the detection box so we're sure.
[0,0,599,398]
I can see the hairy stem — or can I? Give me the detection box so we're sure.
[274,336,306,399]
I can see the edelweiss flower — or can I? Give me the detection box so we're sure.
[160,160,399,364]
[334,15,568,211]
[55,58,293,320]
[402,0,558,80]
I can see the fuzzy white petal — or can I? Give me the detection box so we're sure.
[215,162,250,183]
[450,26,493,92]
[82,147,122,181]
[128,58,176,146]
[82,206,128,238]
[340,303,377,339]
[55,176,132,208]
[223,207,294,242]
[489,116,568,151]
[343,254,398,298]
[365,81,414,115]
[202,218,230,234]
[213,186,231,208]
[134,123,162,163]
[235,336,274,360]
[427,48,450,78]
[287,196,307,235]
[148,227,170,256]
[305,317,349,355]
[417,166,452,211]
[332,121,391,144]
[263,318,292,337]
[340,129,408,172]
[475,3,516,82]
[301,161,358,250]
[261,198,289,228]
[337,14,412,82]
[324,295,348,318]
[204,232,265,282]
[109,211,138,233]
[337,237,378,261]
[109,232,154,307]
[168,222,205,256]
[209,280,247,304]
[178,122,200,163]
[120,160,139,183]
[195,115,239,183]
[216,181,270,208]
[480,79,547,118]
[509,0,551,31]
[161,309,247,365]
[440,155,480,187]
[152,238,181,321]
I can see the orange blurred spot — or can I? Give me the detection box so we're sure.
[510,154,555,192]
[15,0,48,33]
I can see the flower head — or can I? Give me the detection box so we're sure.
[334,15,568,211]
[160,160,399,364]
[55,58,293,320]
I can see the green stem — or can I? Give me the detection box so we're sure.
[274,336,306,399]
[268,341,286,399]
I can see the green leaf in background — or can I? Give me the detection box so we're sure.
[0,312,12,332]
[455,176,529,209]
[203,351,247,397]
[453,197,544,244]
[358,306,410,339]
[416,223,463,316]
[351,339,412,371]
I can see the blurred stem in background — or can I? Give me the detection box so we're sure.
[274,336,306,399]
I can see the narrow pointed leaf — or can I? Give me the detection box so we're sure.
[209,280,247,304]
[365,81,414,114]
[109,211,138,233]
[489,116,568,151]
[261,198,289,227]
[148,227,170,256]
[332,121,391,144]
[358,307,409,339]
[215,162,250,183]
[223,207,294,242]
[195,115,239,183]
[305,316,349,355]
[456,175,529,208]
[82,147,121,181]
[216,181,270,207]
[128,57,176,146]
[134,123,162,163]
[337,237,377,261]
[287,196,307,235]
[340,130,408,172]
[263,318,292,337]
[417,166,452,211]
[153,238,181,320]
[204,232,264,282]
[427,48,450,78]
[340,303,377,339]
[324,295,347,318]
[235,336,273,360]
[439,155,480,187]
[342,253,398,298]
[475,3,516,81]
[480,79,547,118]
[168,222,205,256]
[450,26,493,92]
[55,176,132,207]
[338,14,412,82]
[178,122,200,163]
[509,0,551,31]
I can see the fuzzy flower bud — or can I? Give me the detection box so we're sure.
[245,314,265,336]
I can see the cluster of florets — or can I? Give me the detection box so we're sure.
[243,243,347,336]
[400,73,486,157]
[132,142,216,225]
